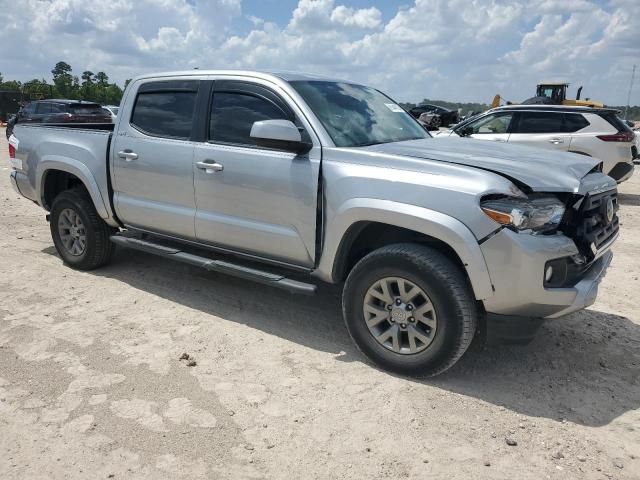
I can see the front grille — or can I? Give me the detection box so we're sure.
[571,189,619,259]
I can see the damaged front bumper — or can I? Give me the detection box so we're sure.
[480,227,614,319]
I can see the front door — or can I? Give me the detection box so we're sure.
[111,79,200,239]
[192,80,321,267]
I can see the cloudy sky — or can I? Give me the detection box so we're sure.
[1,0,638,104]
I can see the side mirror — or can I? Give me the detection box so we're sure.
[457,126,474,137]
[250,119,312,154]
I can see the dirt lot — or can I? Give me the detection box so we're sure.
[1,128,639,480]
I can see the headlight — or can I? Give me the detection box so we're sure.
[481,195,566,234]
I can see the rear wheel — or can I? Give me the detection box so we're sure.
[342,243,477,377]
[50,187,115,270]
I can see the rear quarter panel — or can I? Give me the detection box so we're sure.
[13,124,115,222]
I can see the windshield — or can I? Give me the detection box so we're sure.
[290,81,428,147]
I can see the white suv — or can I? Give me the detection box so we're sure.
[436,105,637,182]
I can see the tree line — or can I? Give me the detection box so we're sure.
[0,61,130,106]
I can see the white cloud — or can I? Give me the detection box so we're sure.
[0,0,638,105]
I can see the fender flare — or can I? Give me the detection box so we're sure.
[315,198,494,300]
[36,157,110,220]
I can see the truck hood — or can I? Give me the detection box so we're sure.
[361,137,601,192]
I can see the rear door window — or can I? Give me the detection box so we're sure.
[35,103,51,114]
[563,113,590,132]
[50,103,66,114]
[513,112,564,134]
[131,84,198,139]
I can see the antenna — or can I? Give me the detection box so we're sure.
[624,64,636,120]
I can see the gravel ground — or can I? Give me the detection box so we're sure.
[1,128,639,479]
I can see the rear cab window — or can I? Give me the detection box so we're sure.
[130,80,199,139]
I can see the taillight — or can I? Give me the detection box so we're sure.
[596,131,635,142]
[8,144,15,158]
[62,113,74,122]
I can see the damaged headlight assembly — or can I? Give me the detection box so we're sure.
[480,194,566,234]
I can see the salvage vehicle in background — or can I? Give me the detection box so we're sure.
[8,100,111,137]
[410,103,459,126]
[417,111,441,130]
[102,105,119,122]
[436,105,636,182]
[9,70,619,377]
[492,81,605,109]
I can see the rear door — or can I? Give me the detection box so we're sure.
[111,79,200,239]
[508,111,571,151]
[191,79,321,267]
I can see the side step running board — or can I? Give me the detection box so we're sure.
[110,235,317,295]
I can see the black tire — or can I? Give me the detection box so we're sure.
[342,243,477,377]
[50,187,115,270]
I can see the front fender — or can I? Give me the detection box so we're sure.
[37,157,111,220]
[315,198,494,300]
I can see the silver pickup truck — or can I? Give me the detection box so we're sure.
[8,70,619,376]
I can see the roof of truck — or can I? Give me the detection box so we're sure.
[132,69,348,83]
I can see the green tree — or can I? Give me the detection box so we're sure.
[51,61,73,98]
[95,72,109,86]
[23,78,52,99]
[80,71,95,100]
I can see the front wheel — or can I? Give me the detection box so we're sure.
[50,187,115,270]
[342,244,477,377]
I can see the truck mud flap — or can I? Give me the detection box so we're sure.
[110,235,317,295]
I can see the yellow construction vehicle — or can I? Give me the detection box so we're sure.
[491,81,604,109]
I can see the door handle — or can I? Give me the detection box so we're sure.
[548,138,564,145]
[196,161,224,173]
[118,150,139,161]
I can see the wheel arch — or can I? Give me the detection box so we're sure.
[316,199,494,300]
[37,159,110,220]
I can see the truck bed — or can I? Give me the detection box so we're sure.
[11,123,115,221]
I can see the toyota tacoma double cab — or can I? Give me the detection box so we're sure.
[8,70,619,376]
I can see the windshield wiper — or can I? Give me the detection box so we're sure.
[354,140,387,147]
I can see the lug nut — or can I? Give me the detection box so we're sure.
[407,304,413,311]
[401,323,407,329]
[387,305,393,311]
[390,318,395,323]
[409,317,415,322]
[395,298,402,305]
